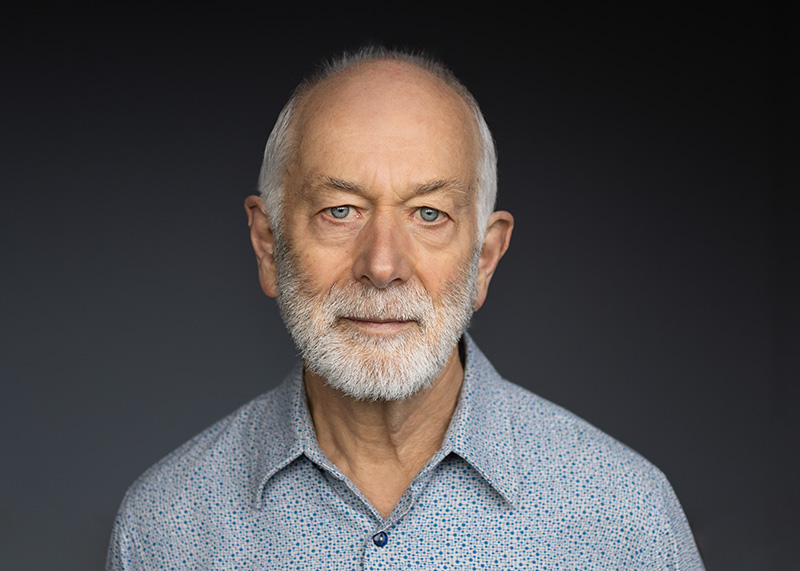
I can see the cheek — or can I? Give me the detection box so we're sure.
[293,246,355,290]
[415,253,469,295]
[283,220,353,286]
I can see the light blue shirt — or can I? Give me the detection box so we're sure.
[107,335,704,569]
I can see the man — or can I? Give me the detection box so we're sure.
[107,46,704,569]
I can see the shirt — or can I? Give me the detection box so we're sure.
[106,334,704,570]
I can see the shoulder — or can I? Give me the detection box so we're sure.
[118,376,295,512]
[496,374,668,485]
[481,371,693,540]
[106,370,305,567]
[486,377,701,566]
[464,337,664,486]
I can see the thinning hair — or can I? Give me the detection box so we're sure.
[257,45,498,241]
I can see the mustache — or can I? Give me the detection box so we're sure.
[324,281,434,323]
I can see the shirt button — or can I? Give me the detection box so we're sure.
[372,531,388,547]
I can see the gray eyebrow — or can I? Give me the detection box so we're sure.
[415,178,469,196]
[309,175,469,201]
[323,177,367,194]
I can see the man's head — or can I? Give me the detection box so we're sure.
[245,47,513,401]
[258,46,498,244]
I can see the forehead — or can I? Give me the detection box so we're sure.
[291,61,480,186]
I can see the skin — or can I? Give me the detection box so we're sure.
[245,60,513,518]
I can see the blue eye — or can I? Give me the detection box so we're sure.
[329,206,350,219]
[419,207,440,222]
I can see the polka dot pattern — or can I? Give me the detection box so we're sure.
[106,334,704,570]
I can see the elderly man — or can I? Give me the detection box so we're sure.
[107,47,704,569]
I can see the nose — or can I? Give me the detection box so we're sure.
[352,212,413,288]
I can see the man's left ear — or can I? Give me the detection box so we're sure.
[474,210,514,311]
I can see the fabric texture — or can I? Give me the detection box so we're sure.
[107,334,704,570]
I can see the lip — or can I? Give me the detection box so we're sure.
[341,317,415,334]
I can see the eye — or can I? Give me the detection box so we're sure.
[418,207,441,222]
[329,205,351,219]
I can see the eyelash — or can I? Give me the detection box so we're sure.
[324,206,444,223]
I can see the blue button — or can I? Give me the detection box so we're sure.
[372,531,388,547]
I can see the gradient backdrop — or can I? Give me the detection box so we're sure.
[2,4,797,570]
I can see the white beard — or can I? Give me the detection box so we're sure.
[274,238,480,401]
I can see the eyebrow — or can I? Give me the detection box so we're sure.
[321,176,365,195]
[306,175,470,201]
[416,178,470,197]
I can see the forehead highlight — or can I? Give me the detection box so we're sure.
[293,59,480,159]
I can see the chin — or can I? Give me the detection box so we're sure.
[303,324,458,402]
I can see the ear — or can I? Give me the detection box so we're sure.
[244,195,278,298]
[474,210,514,311]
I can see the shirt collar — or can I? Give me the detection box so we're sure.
[443,333,519,506]
[249,333,519,509]
[248,361,309,509]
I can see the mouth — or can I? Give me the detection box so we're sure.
[340,317,417,335]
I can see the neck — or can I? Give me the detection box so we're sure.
[304,344,464,518]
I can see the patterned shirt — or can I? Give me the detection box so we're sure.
[106,334,704,570]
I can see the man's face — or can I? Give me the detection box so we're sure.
[273,61,484,401]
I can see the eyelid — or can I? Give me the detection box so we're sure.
[320,204,448,223]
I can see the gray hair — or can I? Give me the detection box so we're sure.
[257,45,498,241]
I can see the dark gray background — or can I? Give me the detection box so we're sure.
[2,3,797,570]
